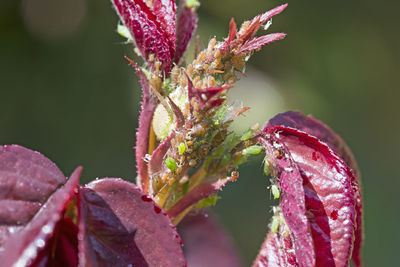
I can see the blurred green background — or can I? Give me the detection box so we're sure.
[0,0,398,265]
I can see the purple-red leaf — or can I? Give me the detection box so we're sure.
[167,176,234,220]
[0,167,81,266]
[267,111,363,266]
[153,0,177,52]
[267,111,359,176]
[238,33,286,54]
[78,178,185,267]
[174,0,198,63]
[113,0,173,71]
[253,231,297,267]
[260,133,315,267]
[259,126,357,266]
[130,62,158,194]
[0,145,67,248]
[29,218,79,267]
[232,4,288,46]
[179,212,244,267]
[187,76,231,112]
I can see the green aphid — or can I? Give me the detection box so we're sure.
[263,160,270,176]
[271,184,280,199]
[178,143,186,155]
[117,24,133,41]
[270,215,280,233]
[165,158,177,172]
[240,129,254,141]
[242,145,263,155]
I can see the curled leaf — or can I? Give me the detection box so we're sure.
[153,0,177,51]
[0,145,67,248]
[131,63,158,194]
[267,111,363,266]
[112,0,173,71]
[174,0,198,63]
[78,178,185,267]
[0,167,81,266]
[258,126,357,266]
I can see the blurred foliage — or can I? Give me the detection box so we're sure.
[0,0,399,266]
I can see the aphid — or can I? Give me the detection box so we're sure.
[178,142,186,155]
[165,157,177,172]
[263,159,270,176]
[271,184,280,199]
[242,145,263,155]
[270,215,280,233]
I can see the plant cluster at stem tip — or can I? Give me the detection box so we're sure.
[0,1,363,267]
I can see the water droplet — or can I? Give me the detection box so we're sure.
[35,239,45,248]
[330,210,338,220]
[141,195,152,202]
[42,224,52,234]
[154,205,161,214]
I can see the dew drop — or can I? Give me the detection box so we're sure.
[154,205,161,214]
[35,239,45,248]
[42,224,52,234]
[330,210,338,220]
[141,195,152,202]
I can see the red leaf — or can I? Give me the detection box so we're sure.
[153,0,176,51]
[267,111,363,266]
[227,18,238,44]
[174,0,198,63]
[238,33,286,53]
[260,126,357,266]
[253,231,297,267]
[236,4,288,43]
[29,218,79,267]
[78,178,185,267]
[167,176,234,220]
[112,0,173,71]
[0,167,81,266]
[179,212,244,267]
[130,62,158,194]
[187,76,231,111]
[0,145,67,248]
[260,133,315,267]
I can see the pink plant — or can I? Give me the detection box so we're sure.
[0,1,362,266]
